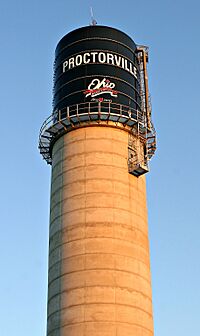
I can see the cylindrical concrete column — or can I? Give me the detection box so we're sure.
[47,126,153,336]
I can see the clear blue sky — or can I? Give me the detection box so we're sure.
[0,1,199,335]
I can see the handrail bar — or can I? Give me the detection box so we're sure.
[39,101,155,164]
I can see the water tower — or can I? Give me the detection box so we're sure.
[39,25,156,336]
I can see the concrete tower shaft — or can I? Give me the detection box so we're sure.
[47,126,154,336]
[39,25,156,336]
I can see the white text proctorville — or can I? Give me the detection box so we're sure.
[62,52,137,78]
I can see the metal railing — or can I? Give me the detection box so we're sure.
[39,101,153,164]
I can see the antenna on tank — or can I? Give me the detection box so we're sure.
[90,7,97,26]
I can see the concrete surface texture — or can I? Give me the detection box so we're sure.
[47,126,154,336]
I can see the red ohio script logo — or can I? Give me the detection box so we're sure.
[84,78,118,98]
